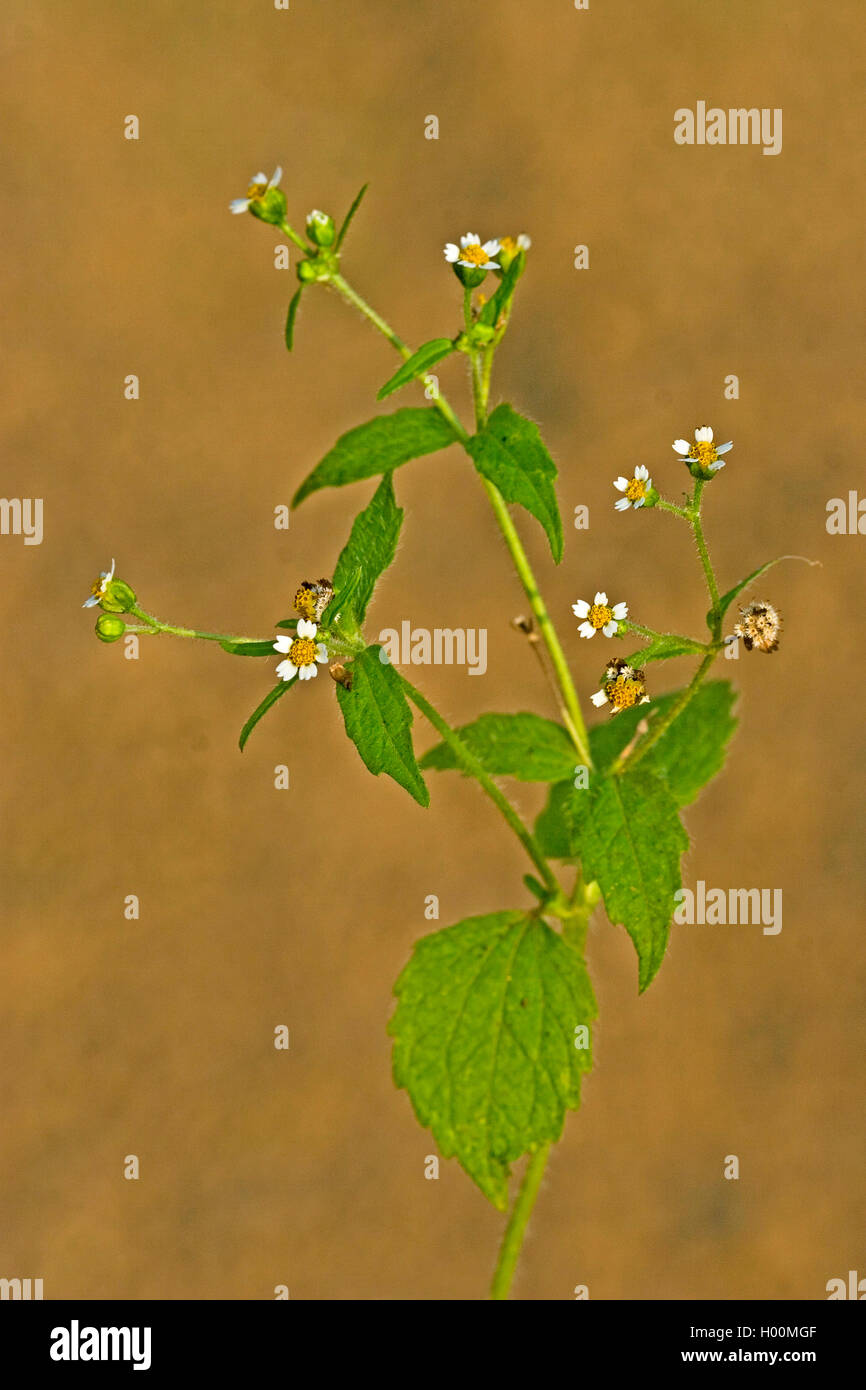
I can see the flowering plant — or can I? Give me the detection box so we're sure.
[83,171,803,1298]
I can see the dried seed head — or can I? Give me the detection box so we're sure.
[294,578,334,622]
[732,600,782,653]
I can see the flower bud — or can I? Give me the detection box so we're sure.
[95,613,126,643]
[248,185,288,227]
[100,578,137,613]
[495,234,531,276]
[306,209,336,247]
[296,257,329,284]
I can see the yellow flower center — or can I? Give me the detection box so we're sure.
[608,675,645,710]
[460,243,491,267]
[90,576,107,598]
[688,440,718,466]
[625,477,647,502]
[246,179,268,200]
[289,637,318,667]
[499,236,517,257]
[294,586,318,620]
[588,603,613,630]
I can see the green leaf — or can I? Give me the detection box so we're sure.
[624,633,706,664]
[219,638,279,657]
[377,339,455,401]
[389,911,596,1208]
[335,182,368,250]
[331,475,403,626]
[535,780,585,861]
[590,680,738,806]
[336,645,429,806]
[466,404,563,562]
[537,772,687,991]
[712,554,810,628]
[292,407,457,507]
[239,678,296,751]
[284,287,303,351]
[420,712,577,783]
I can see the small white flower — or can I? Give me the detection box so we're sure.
[230,166,282,215]
[572,591,628,639]
[83,558,115,608]
[273,619,328,682]
[672,426,733,472]
[613,465,652,511]
[516,233,531,250]
[443,233,501,270]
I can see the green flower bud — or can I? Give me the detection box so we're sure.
[248,185,288,227]
[642,486,659,508]
[495,234,531,277]
[95,613,126,643]
[100,578,137,613]
[470,322,496,346]
[296,257,330,284]
[306,209,336,247]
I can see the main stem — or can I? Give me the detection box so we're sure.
[490,1144,551,1300]
[401,676,557,894]
[326,270,592,768]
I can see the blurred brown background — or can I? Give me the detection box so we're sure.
[1,0,864,1300]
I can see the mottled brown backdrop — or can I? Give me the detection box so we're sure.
[1,0,863,1299]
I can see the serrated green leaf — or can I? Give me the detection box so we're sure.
[624,633,706,664]
[590,680,738,806]
[535,780,585,861]
[420,712,577,782]
[335,182,368,250]
[239,678,296,751]
[377,339,455,401]
[389,911,596,1208]
[336,645,429,806]
[220,638,280,657]
[466,404,563,562]
[331,475,403,626]
[292,407,457,507]
[541,772,687,991]
[284,287,303,351]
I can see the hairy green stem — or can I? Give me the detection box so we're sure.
[327,270,592,769]
[400,676,557,894]
[690,480,721,632]
[130,607,252,643]
[490,1144,551,1299]
[277,220,312,256]
[482,480,592,768]
[654,498,692,521]
[625,620,708,650]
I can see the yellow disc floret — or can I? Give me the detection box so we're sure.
[460,242,492,267]
[625,477,648,503]
[688,440,720,468]
[607,674,645,710]
[587,602,613,630]
[289,637,318,667]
